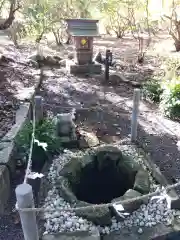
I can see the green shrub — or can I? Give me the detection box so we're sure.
[160,79,180,119]
[15,118,62,164]
[143,79,163,103]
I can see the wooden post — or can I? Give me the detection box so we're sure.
[34,95,43,122]
[15,183,39,240]
[131,89,141,142]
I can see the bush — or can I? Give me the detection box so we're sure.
[160,80,180,119]
[143,79,163,103]
[15,118,62,166]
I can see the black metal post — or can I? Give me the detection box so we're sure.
[105,49,112,81]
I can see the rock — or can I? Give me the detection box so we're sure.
[137,228,143,234]
[133,169,150,194]
[94,51,104,64]
[58,177,78,203]
[111,189,142,216]
[28,53,43,62]
[65,221,73,228]
[59,59,67,67]
[78,130,100,148]
[139,221,145,227]
[75,203,112,226]
[53,55,62,61]
[0,54,15,63]
[55,113,76,138]
[68,52,74,60]
[113,59,127,70]
[28,59,39,68]
[45,56,58,65]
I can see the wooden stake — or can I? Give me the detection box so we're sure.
[131,89,141,142]
[15,183,39,240]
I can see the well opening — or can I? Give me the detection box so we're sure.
[70,151,137,204]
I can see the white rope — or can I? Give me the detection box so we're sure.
[23,106,36,183]
[16,180,180,213]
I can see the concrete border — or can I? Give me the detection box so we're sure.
[0,103,31,214]
[42,228,100,240]
[134,142,180,210]
[0,69,42,214]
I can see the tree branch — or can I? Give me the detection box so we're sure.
[0,0,6,12]
[0,0,21,30]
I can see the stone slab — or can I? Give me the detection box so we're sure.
[0,103,30,173]
[42,229,100,240]
[0,165,10,214]
[69,63,102,74]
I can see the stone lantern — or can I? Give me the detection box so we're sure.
[66,18,101,74]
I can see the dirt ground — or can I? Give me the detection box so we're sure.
[0,31,40,139]
[0,31,180,239]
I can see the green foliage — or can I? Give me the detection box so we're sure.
[143,78,163,103]
[23,2,52,40]
[15,118,62,158]
[143,61,180,119]
[160,79,180,119]
[99,0,129,37]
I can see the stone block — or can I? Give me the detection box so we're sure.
[111,189,142,218]
[78,130,100,148]
[0,166,10,214]
[133,169,150,194]
[69,63,101,74]
[0,103,30,173]
[0,142,15,173]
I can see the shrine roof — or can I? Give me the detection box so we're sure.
[66,18,100,37]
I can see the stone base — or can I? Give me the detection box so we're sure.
[69,63,102,75]
[42,229,100,240]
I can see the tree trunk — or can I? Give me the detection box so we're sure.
[0,0,21,30]
[66,36,72,45]
[115,31,124,39]
[174,39,180,51]
[65,31,72,45]
[0,16,15,30]
[36,31,45,43]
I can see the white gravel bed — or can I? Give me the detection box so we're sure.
[42,146,180,236]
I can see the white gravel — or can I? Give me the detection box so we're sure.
[42,146,180,235]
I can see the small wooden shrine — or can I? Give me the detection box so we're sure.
[66,18,101,74]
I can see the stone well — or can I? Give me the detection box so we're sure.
[57,145,150,226]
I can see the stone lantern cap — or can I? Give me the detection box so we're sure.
[66,18,100,37]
